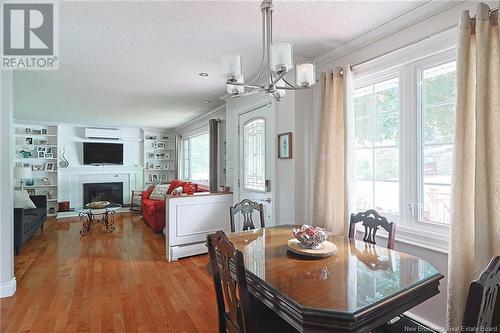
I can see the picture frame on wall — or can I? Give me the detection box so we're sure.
[277,132,292,159]
[45,162,54,171]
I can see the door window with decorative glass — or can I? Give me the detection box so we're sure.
[243,118,266,192]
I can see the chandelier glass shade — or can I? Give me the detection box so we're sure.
[222,0,317,100]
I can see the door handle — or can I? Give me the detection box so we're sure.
[261,197,271,204]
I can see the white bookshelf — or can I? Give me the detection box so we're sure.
[143,130,176,187]
[14,123,59,217]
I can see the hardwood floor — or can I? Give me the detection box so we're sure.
[1,213,218,333]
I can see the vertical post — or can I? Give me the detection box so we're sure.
[209,119,220,192]
[0,71,16,297]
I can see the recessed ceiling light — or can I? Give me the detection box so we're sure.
[198,72,209,77]
[204,99,212,104]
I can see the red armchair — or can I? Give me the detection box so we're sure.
[141,185,166,233]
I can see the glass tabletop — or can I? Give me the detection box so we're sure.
[227,225,442,315]
[75,203,122,214]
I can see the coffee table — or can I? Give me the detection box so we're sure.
[76,203,122,235]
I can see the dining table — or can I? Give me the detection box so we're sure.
[226,225,444,333]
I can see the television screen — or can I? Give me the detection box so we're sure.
[83,143,123,165]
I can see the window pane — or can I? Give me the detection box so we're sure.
[244,118,266,192]
[419,61,456,225]
[354,180,373,211]
[375,148,399,181]
[375,112,399,146]
[422,185,451,224]
[355,149,373,180]
[374,181,399,215]
[189,133,210,182]
[354,77,400,218]
[423,145,452,185]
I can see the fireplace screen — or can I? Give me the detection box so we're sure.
[83,182,123,205]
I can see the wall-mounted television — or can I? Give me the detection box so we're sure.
[83,143,123,165]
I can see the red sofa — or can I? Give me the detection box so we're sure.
[141,181,209,233]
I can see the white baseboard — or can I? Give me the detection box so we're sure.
[405,311,444,332]
[0,277,16,298]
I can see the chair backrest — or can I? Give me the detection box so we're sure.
[462,256,500,331]
[348,209,396,249]
[207,231,253,333]
[230,199,265,233]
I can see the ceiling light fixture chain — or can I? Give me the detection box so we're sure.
[222,0,317,101]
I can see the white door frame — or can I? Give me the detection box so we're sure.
[231,95,276,227]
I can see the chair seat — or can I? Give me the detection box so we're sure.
[374,315,437,333]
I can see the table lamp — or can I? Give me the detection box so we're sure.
[14,167,32,190]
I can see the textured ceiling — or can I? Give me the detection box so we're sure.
[14,1,426,128]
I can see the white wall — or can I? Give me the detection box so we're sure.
[0,71,16,297]
[58,125,144,206]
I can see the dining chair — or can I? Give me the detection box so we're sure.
[348,209,396,250]
[207,230,254,333]
[462,256,500,331]
[376,256,500,333]
[230,199,265,233]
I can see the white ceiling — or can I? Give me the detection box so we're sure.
[13,0,428,129]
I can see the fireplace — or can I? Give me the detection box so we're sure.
[83,182,123,205]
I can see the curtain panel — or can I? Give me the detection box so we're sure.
[313,65,354,235]
[447,3,499,329]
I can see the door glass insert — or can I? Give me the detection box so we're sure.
[243,118,266,192]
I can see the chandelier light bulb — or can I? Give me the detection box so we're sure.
[271,42,293,73]
[296,62,316,87]
[222,54,242,82]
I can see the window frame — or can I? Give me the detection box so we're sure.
[180,130,210,186]
[353,47,456,253]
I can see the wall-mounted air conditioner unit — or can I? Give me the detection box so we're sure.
[84,128,122,140]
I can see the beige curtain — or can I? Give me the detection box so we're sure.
[447,3,499,329]
[313,65,354,235]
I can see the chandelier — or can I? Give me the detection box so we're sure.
[222,0,317,100]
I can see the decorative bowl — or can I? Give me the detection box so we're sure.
[85,201,110,209]
[292,225,327,249]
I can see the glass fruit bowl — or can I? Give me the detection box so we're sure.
[292,225,327,249]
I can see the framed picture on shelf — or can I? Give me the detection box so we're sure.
[46,147,52,154]
[164,163,170,170]
[36,139,47,145]
[154,142,165,149]
[277,132,292,159]
[41,129,47,135]
[37,151,44,158]
[26,137,33,145]
[32,164,44,171]
[26,189,36,196]
[148,153,155,159]
[161,174,167,182]
[37,147,45,152]
[45,162,54,171]
[32,129,42,135]
[25,128,32,134]
[165,152,171,159]
[152,174,159,182]
[145,135,158,140]
[44,153,53,158]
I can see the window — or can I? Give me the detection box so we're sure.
[354,77,400,217]
[243,118,266,192]
[353,50,456,249]
[419,62,456,224]
[181,132,209,184]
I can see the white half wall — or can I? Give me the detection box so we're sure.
[0,71,16,298]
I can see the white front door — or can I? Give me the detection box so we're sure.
[238,104,275,230]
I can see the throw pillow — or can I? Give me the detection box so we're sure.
[167,180,182,194]
[14,190,36,209]
[171,186,183,195]
[149,184,170,200]
[182,182,198,195]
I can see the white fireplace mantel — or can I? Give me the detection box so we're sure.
[59,166,143,209]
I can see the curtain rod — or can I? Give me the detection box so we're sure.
[349,6,497,71]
